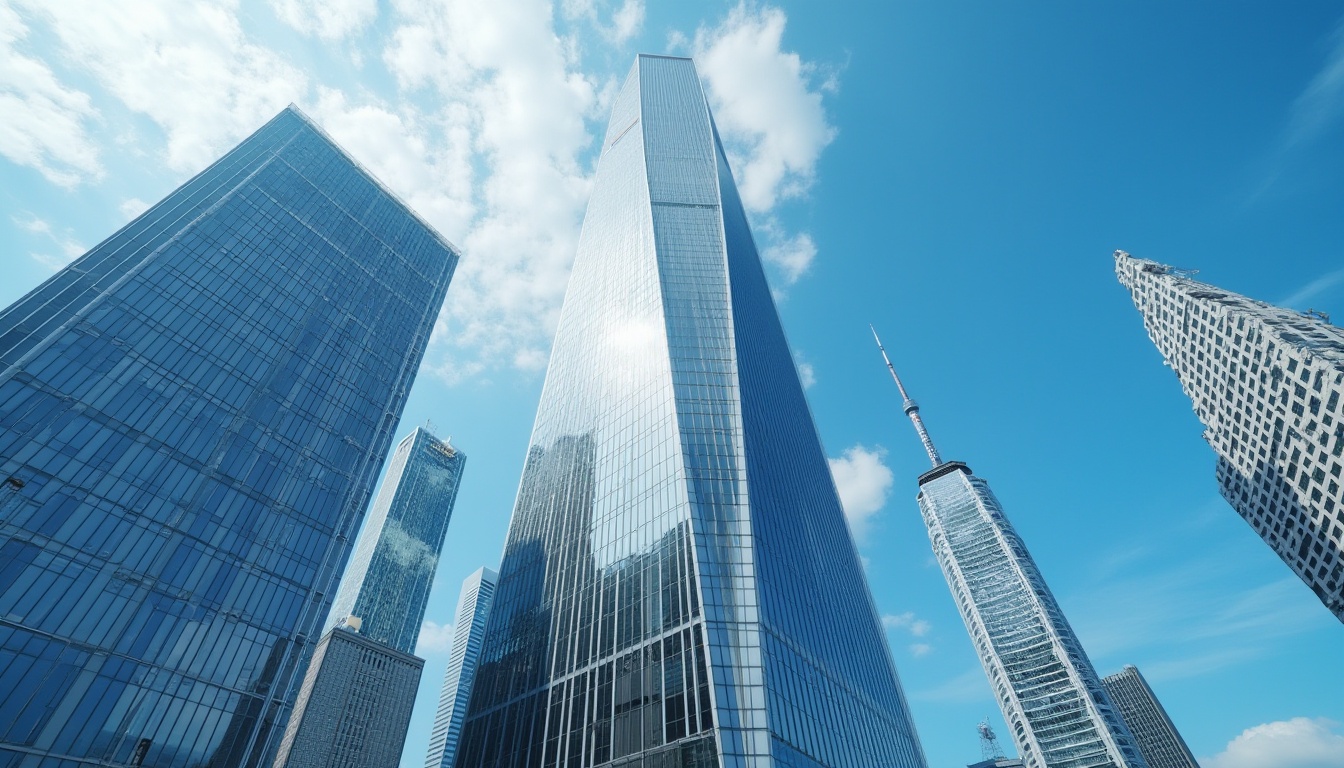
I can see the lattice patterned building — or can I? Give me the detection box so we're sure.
[1116,250,1344,622]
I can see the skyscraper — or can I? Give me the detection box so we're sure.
[328,427,467,653]
[274,428,465,767]
[454,55,927,768]
[1101,666,1198,768]
[0,106,457,768]
[425,567,499,768]
[872,332,1146,768]
[1116,250,1344,621]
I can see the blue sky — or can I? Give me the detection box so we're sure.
[3,2,1344,767]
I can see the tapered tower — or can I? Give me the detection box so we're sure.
[1116,250,1344,621]
[454,55,927,768]
[873,331,1146,768]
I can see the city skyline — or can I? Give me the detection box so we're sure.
[3,3,1343,768]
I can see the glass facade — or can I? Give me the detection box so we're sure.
[1116,251,1344,622]
[454,55,926,768]
[1100,666,1198,768]
[425,567,499,768]
[916,464,1145,768]
[0,106,457,768]
[270,627,424,768]
[328,426,467,654]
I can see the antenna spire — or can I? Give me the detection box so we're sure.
[870,325,942,468]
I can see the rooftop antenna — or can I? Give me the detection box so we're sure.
[978,719,1006,762]
[870,325,942,468]
[1306,308,1332,325]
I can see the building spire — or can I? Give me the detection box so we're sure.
[870,325,943,468]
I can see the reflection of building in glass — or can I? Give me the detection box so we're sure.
[275,428,465,767]
[425,567,498,768]
[1117,250,1344,622]
[1101,666,1198,768]
[0,106,457,767]
[872,332,1146,768]
[454,54,926,768]
[272,625,423,768]
[329,427,466,653]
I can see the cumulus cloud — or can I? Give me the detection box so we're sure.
[829,444,893,542]
[118,198,150,221]
[15,213,86,270]
[796,360,816,389]
[692,3,836,214]
[416,620,456,655]
[0,5,102,187]
[761,230,816,284]
[383,0,601,381]
[18,0,307,173]
[1203,718,1344,768]
[562,0,645,45]
[270,0,378,41]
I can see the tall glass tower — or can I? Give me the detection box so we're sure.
[1116,250,1344,621]
[0,106,457,768]
[871,332,1146,768]
[455,55,926,768]
[274,427,466,767]
[425,566,499,768]
[328,426,466,653]
[1100,666,1198,768]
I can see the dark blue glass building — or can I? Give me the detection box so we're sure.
[0,106,458,768]
[455,55,927,768]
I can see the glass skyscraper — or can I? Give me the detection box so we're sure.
[275,427,465,767]
[425,566,499,768]
[1100,666,1198,768]
[327,426,467,653]
[454,54,926,768]
[871,334,1145,768]
[1116,250,1344,621]
[0,106,458,768]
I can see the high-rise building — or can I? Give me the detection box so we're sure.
[328,427,466,653]
[1101,666,1198,768]
[1116,250,1344,621]
[425,567,499,768]
[270,623,424,768]
[0,106,457,768]
[872,332,1146,768]
[274,428,465,767]
[454,54,927,768]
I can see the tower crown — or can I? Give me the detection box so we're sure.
[871,325,943,468]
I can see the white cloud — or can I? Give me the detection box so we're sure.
[796,360,815,389]
[0,5,102,187]
[692,3,836,214]
[882,611,931,637]
[416,619,456,655]
[270,0,377,41]
[909,642,932,657]
[1287,22,1344,147]
[119,197,149,221]
[562,0,645,45]
[15,213,85,270]
[383,0,601,381]
[1203,718,1344,768]
[19,0,308,173]
[1277,266,1344,310]
[829,444,893,542]
[761,230,816,284]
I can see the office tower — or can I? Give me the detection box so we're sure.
[1116,250,1344,621]
[1101,666,1198,768]
[425,567,498,768]
[270,624,424,768]
[454,55,927,768]
[0,106,457,768]
[873,332,1146,768]
[274,428,465,767]
[328,427,467,653]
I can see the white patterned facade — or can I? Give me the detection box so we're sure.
[1116,250,1344,622]
[424,566,497,768]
